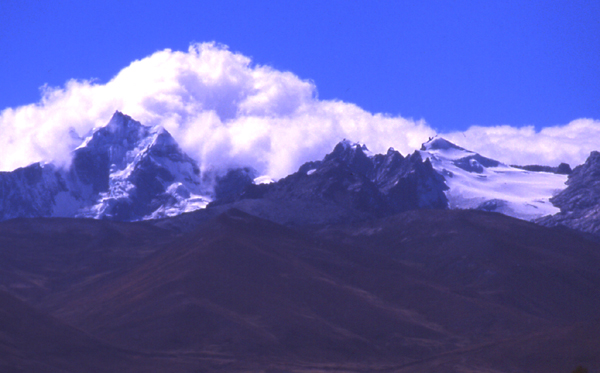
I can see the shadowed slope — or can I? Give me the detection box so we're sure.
[0,217,175,305]
[203,140,447,227]
[0,289,182,372]
[38,209,600,372]
[317,209,600,323]
[55,209,454,364]
[0,208,599,371]
[392,319,600,373]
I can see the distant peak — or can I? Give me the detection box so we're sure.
[408,150,423,161]
[108,110,132,124]
[324,140,371,162]
[75,112,152,153]
[106,111,137,132]
[420,136,466,152]
[112,110,128,119]
[588,151,600,161]
[336,139,370,153]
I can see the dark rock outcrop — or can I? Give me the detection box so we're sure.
[537,151,600,236]
[207,140,448,226]
[511,163,572,175]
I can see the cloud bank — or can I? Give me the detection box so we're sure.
[0,42,598,178]
[0,42,433,178]
[443,119,600,168]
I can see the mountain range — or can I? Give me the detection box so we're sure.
[2,111,598,237]
[2,112,600,372]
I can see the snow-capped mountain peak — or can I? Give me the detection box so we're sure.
[0,111,213,222]
[421,136,484,162]
[421,136,467,152]
[77,111,147,150]
[419,136,567,220]
[71,112,209,220]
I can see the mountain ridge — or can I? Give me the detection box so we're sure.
[3,112,599,238]
[204,139,448,227]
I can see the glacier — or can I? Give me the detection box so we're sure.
[420,137,568,221]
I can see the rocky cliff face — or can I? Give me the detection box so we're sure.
[71,112,208,220]
[0,163,70,221]
[0,112,211,221]
[537,151,600,236]
[371,148,448,212]
[206,140,448,226]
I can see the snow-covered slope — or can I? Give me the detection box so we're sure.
[419,137,568,221]
[0,112,212,221]
[71,112,210,220]
[0,162,70,221]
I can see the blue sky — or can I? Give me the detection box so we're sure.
[0,1,599,174]
[1,0,598,132]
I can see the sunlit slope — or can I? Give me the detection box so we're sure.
[420,137,567,220]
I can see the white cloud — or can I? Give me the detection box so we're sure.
[0,42,598,178]
[443,118,600,168]
[0,42,434,177]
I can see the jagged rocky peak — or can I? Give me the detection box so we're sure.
[104,110,137,132]
[324,139,370,161]
[78,111,185,159]
[336,139,370,152]
[371,147,405,178]
[74,111,198,175]
[74,114,138,182]
[82,111,149,150]
[224,139,449,222]
[322,139,374,175]
[372,148,425,183]
[0,111,212,222]
[71,111,206,220]
[324,139,371,160]
[72,112,154,186]
[407,150,424,162]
